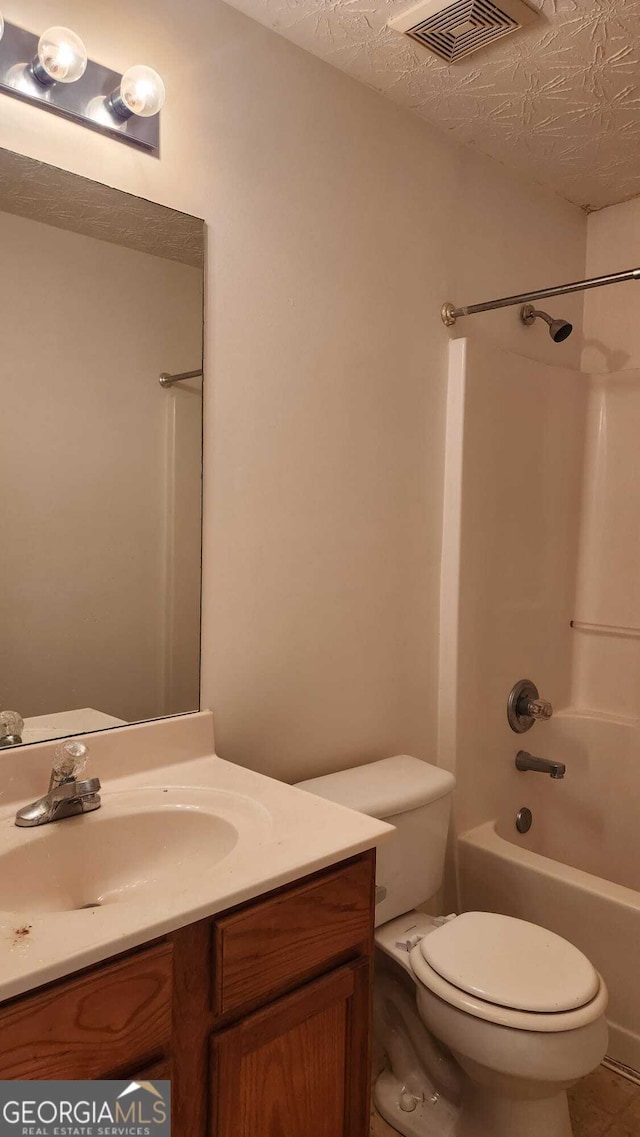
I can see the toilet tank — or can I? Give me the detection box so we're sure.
[297,755,455,926]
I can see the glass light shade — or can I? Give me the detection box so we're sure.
[37,27,88,84]
[0,13,4,42]
[119,65,165,118]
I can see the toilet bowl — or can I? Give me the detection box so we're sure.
[297,756,608,1137]
[375,909,608,1136]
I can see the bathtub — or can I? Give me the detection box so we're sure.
[457,711,640,1072]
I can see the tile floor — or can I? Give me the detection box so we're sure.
[370,1065,640,1137]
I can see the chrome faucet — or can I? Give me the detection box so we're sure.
[515,750,566,780]
[0,710,24,748]
[15,741,101,828]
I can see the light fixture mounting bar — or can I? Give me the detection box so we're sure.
[0,22,159,154]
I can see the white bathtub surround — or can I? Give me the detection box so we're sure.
[439,338,640,1073]
[0,711,391,1003]
[438,336,586,836]
[571,368,640,720]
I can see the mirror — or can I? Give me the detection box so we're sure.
[0,148,204,747]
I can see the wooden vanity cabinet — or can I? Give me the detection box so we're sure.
[0,849,376,1137]
[211,960,370,1137]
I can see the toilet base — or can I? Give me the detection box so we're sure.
[373,1070,573,1137]
[374,1069,457,1137]
[456,1083,572,1137]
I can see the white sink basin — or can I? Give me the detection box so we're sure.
[0,717,391,1005]
[0,785,271,915]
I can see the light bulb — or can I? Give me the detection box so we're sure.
[109,65,165,119]
[33,26,88,85]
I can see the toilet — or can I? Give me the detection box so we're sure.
[297,755,608,1137]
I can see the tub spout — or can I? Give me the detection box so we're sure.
[515,751,566,779]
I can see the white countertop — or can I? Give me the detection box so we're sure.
[0,717,392,1003]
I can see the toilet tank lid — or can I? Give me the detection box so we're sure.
[296,756,455,819]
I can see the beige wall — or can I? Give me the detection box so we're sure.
[0,210,202,723]
[0,0,587,781]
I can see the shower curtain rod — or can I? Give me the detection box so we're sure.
[158,369,203,388]
[441,266,640,327]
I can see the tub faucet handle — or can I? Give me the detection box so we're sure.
[521,696,553,721]
[508,680,553,733]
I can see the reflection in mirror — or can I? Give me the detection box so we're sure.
[0,148,204,747]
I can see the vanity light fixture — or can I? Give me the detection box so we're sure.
[0,18,164,153]
[107,65,166,120]
[31,27,88,86]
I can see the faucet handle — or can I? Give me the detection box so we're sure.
[521,697,553,721]
[49,740,89,790]
[508,680,553,733]
[0,711,24,746]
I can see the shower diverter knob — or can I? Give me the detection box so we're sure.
[507,680,553,733]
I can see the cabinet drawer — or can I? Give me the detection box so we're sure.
[0,942,173,1079]
[213,853,374,1017]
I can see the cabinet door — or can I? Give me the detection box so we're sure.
[211,960,371,1137]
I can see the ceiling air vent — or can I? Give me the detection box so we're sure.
[388,0,539,63]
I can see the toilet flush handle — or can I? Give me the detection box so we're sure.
[395,933,424,953]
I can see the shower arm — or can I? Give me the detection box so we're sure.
[441,266,640,326]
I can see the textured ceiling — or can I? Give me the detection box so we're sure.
[224,0,640,211]
[0,148,204,267]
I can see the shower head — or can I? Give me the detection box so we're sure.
[521,304,573,343]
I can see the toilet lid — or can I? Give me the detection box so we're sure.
[420,912,600,1013]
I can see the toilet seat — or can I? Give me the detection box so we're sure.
[409,912,608,1033]
[410,946,607,1032]
[422,911,600,1012]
